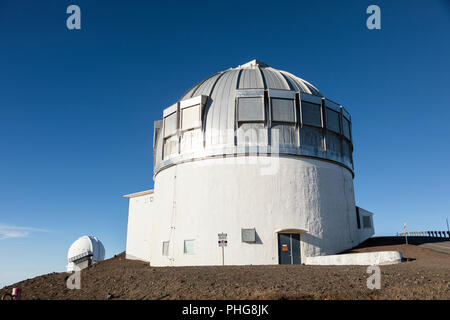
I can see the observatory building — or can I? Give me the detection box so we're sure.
[67,235,105,271]
[125,60,374,266]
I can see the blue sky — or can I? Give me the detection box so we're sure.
[0,0,449,287]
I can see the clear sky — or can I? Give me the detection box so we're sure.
[0,0,449,287]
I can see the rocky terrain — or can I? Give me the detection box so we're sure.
[1,237,449,300]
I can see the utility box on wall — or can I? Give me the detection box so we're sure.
[241,228,256,243]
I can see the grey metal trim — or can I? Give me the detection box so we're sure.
[300,92,322,104]
[324,99,341,112]
[268,89,296,99]
[162,103,178,118]
[235,89,265,97]
[153,120,162,151]
[342,107,351,121]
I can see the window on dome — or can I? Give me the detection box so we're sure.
[326,108,341,133]
[301,101,322,127]
[271,98,295,123]
[164,112,178,138]
[237,97,264,122]
[181,104,201,130]
[343,117,351,140]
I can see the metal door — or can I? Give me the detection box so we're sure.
[278,233,301,264]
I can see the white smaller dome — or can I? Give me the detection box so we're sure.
[67,235,105,271]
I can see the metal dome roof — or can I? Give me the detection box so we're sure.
[67,235,105,263]
[153,60,354,177]
[180,59,323,100]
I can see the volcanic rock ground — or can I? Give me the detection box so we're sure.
[1,237,449,300]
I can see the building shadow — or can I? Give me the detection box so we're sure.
[351,236,450,249]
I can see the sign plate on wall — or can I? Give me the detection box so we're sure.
[218,240,227,247]
[218,233,227,240]
[218,233,227,265]
[218,233,227,247]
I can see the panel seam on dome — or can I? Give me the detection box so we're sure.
[203,70,228,145]
[191,72,220,98]
[213,71,229,145]
[257,66,268,90]
[221,70,238,141]
[279,71,301,92]
[269,67,291,90]
[180,75,211,100]
[235,69,243,89]
[302,80,323,97]
[265,67,289,90]
[281,71,312,95]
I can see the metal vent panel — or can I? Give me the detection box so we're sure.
[242,228,256,243]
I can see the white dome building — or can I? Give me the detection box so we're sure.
[67,235,105,271]
[124,60,374,266]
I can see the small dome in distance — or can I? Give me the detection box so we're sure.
[67,235,105,271]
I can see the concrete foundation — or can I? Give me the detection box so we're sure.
[304,251,403,265]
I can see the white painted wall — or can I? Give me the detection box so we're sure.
[130,156,361,266]
[125,192,154,261]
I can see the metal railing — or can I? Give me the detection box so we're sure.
[398,231,450,238]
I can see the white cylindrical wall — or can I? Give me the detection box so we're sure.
[148,156,358,266]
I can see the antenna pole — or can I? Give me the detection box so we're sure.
[403,222,408,245]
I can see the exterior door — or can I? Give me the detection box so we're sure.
[278,233,301,264]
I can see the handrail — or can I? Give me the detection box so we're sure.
[397,231,450,238]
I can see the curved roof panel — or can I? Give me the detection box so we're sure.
[181,60,323,99]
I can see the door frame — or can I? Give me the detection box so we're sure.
[275,228,308,265]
